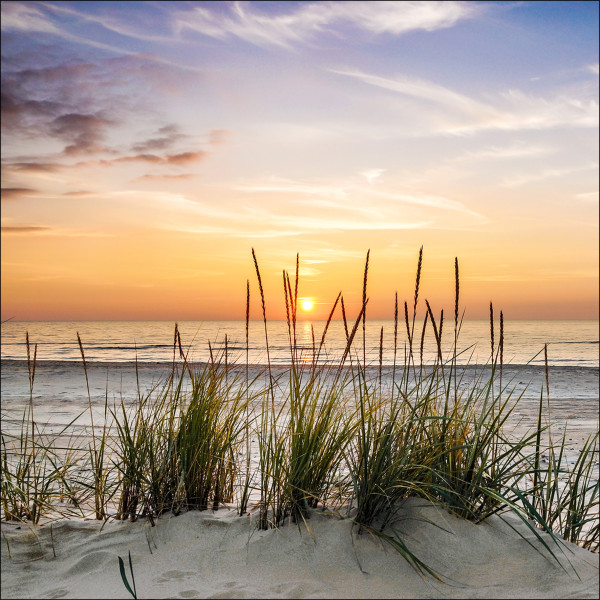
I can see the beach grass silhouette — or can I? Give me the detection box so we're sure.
[1,248,598,585]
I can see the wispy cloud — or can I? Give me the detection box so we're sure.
[133,173,196,183]
[1,225,51,233]
[0,224,115,238]
[3,161,62,174]
[575,191,599,203]
[451,143,554,162]
[113,151,207,166]
[1,187,39,200]
[330,69,599,134]
[5,1,478,53]
[1,2,62,34]
[464,268,599,283]
[502,162,598,188]
[174,1,477,49]
[236,178,349,200]
[61,190,94,196]
[39,1,176,44]
[330,67,496,121]
[233,175,487,234]
[208,129,229,146]
[1,2,206,73]
[587,63,599,75]
[359,168,386,184]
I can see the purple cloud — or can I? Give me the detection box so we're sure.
[1,187,38,199]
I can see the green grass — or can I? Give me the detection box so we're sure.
[1,248,597,581]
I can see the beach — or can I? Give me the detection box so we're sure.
[1,320,598,599]
[1,358,599,598]
[2,497,598,599]
[2,359,598,469]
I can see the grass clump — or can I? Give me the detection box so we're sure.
[1,247,597,582]
[111,332,252,521]
[1,335,79,524]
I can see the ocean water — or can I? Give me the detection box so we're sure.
[1,320,598,408]
[1,321,598,478]
[1,319,598,367]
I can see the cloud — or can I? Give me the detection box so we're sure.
[1,60,117,151]
[167,151,207,164]
[133,173,195,183]
[574,191,599,203]
[1,49,209,164]
[1,223,115,238]
[329,1,478,35]
[1,2,61,34]
[502,162,598,188]
[174,1,477,49]
[2,2,207,73]
[112,154,164,165]
[236,178,349,200]
[61,190,94,196]
[1,187,38,199]
[131,125,187,153]
[4,1,478,54]
[4,161,62,173]
[497,89,599,131]
[451,143,554,163]
[330,68,599,134]
[39,1,176,44]
[208,129,229,145]
[329,67,498,124]
[1,89,65,133]
[1,225,51,233]
[2,148,208,178]
[233,175,487,234]
[359,168,385,183]
[50,112,114,155]
[113,151,207,165]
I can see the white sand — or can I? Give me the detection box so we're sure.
[2,498,598,599]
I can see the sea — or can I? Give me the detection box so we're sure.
[1,320,599,430]
[1,319,598,366]
[1,319,598,481]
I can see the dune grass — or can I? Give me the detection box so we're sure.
[1,248,598,580]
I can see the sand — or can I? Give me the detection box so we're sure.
[1,498,598,599]
[2,359,598,599]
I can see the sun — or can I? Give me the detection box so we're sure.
[301,299,314,311]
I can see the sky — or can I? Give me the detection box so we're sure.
[1,0,598,322]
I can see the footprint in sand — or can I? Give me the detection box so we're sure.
[156,569,195,583]
[206,583,246,599]
[44,589,68,599]
[66,550,112,576]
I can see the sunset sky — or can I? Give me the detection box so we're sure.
[1,1,598,321]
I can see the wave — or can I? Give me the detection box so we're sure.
[1,358,598,372]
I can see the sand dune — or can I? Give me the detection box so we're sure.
[2,498,598,599]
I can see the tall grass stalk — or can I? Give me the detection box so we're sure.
[1,334,78,524]
[77,333,111,520]
[239,280,252,516]
[2,248,597,577]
